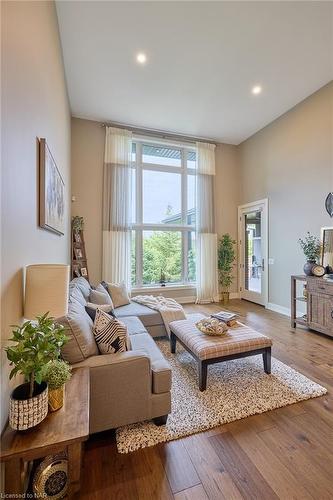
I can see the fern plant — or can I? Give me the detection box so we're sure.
[218,234,236,291]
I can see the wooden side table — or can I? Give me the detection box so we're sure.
[0,367,90,498]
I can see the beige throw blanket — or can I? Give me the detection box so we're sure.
[131,295,186,335]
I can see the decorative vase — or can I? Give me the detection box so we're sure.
[48,386,64,412]
[9,381,48,431]
[221,291,230,303]
[303,260,316,276]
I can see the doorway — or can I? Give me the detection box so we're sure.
[238,199,268,306]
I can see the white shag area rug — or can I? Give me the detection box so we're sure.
[116,339,327,454]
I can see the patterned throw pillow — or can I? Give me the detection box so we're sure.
[85,303,115,322]
[93,308,129,354]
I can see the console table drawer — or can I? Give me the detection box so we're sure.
[307,279,333,294]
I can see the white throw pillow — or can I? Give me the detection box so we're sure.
[93,308,129,354]
[105,281,130,308]
[89,284,114,307]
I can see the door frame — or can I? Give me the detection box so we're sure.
[238,198,268,307]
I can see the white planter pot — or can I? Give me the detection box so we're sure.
[9,381,48,431]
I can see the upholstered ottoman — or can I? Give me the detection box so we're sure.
[169,314,273,391]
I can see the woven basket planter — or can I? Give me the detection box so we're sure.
[48,386,64,412]
[9,382,48,431]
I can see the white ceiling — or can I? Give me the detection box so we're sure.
[56,1,333,144]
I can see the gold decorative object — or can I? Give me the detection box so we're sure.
[195,318,229,336]
[33,452,68,499]
[221,291,229,304]
[48,386,64,412]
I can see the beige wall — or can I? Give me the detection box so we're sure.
[215,144,241,293]
[1,1,71,432]
[71,118,105,284]
[239,82,333,310]
[71,119,241,296]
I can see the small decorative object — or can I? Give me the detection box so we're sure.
[298,232,322,276]
[74,232,81,244]
[218,234,236,303]
[5,313,68,430]
[325,193,333,217]
[39,138,65,235]
[195,318,229,336]
[303,284,308,299]
[311,264,326,277]
[159,270,166,287]
[81,267,88,277]
[42,360,72,412]
[33,452,68,499]
[74,248,83,260]
[72,216,84,231]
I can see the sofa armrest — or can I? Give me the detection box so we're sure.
[72,351,152,432]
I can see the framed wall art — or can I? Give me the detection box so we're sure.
[39,138,65,235]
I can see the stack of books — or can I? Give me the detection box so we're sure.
[211,311,239,327]
[323,274,333,282]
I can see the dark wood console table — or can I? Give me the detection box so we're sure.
[291,275,333,337]
[0,367,90,498]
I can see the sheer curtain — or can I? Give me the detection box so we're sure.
[196,142,219,303]
[102,127,132,288]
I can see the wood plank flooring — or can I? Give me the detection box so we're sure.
[77,300,333,500]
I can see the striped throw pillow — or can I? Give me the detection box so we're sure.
[93,308,129,354]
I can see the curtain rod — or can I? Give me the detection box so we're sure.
[100,121,217,146]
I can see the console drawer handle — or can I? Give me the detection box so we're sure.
[331,310,333,320]
[318,286,325,290]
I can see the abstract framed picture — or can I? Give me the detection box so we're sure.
[39,138,65,235]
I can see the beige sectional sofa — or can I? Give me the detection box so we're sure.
[58,278,172,433]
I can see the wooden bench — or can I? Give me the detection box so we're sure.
[169,314,272,391]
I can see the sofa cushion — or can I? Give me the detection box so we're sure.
[130,333,171,394]
[120,316,147,336]
[58,301,98,364]
[115,301,163,327]
[69,277,91,301]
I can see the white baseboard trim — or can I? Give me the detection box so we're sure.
[267,302,291,317]
[178,296,197,304]
[267,302,304,318]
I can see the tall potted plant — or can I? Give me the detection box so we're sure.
[5,313,68,430]
[299,232,322,276]
[218,234,236,303]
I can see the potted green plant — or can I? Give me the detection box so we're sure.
[299,232,322,276]
[42,360,72,412]
[5,313,68,430]
[218,234,236,303]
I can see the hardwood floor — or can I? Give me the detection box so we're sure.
[77,300,333,500]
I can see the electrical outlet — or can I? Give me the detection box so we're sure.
[268,258,274,265]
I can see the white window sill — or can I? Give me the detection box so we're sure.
[131,284,197,294]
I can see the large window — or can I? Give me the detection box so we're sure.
[131,140,196,287]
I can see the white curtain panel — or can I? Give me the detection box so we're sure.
[102,127,132,288]
[196,142,219,304]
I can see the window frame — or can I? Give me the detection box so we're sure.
[132,138,196,288]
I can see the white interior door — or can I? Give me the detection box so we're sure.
[238,199,268,306]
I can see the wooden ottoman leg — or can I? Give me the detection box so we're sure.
[170,331,177,353]
[199,361,208,391]
[263,347,271,374]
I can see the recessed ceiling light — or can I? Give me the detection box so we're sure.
[136,53,147,64]
[252,85,262,95]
